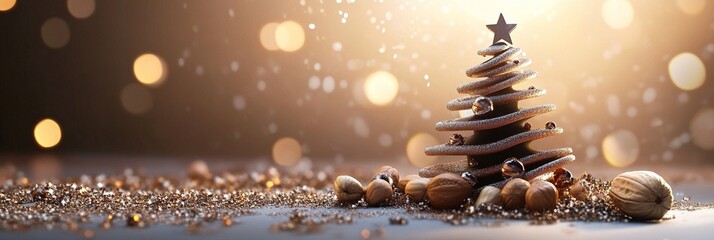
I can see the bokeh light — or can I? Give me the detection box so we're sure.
[364,71,399,106]
[133,53,167,87]
[272,137,302,167]
[690,108,714,150]
[259,22,279,51]
[601,0,634,29]
[676,0,707,15]
[0,0,16,11]
[34,119,62,148]
[40,18,71,49]
[67,0,95,19]
[602,129,639,167]
[120,83,153,114]
[274,21,305,52]
[668,52,706,91]
[406,133,438,167]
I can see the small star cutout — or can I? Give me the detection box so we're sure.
[487,13,517,45]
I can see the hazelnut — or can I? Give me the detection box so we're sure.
[334,175,365,203]
[526,180,558,211]
[609,171,673,220]
[501,178,530,210]
[568,179,588,201]
[365,179,393,206]
[405,177,430,202]
[426,173,472,210]
[475,186,502,206]
[398,174,419,192]
[375,166,400,187]
[187,160,212,180]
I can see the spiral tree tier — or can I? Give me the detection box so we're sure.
[419,14,575,189]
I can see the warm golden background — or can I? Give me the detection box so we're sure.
[1,0,712,174]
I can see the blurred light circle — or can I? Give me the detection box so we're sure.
[690,108,714,150]
[41,17,71,49]
[272,137,302,167]
[676,0,707,15]
[668,52,706,91]
[602,129,639,167]
[133,53,167,86]
[275,21,305,52]
[232,95,246,110]
[0,0,16,11]
[406,133,438,167]
[259,22,279,51]
[67,0,95,19]
[601,0,634,29]
[120,83,153,114]
[34,119,62,148]
[364,71,399,106]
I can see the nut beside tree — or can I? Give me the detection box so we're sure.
[426,173,472,210]
[375,166,400,187]
[609,171,673,220]
[475,186,502,206]
[398,174,419,192]
[334,175,365,203]
[405,177,430,202]
[526,180,558,211]
[501,178,530,210]
[365,179,393,206]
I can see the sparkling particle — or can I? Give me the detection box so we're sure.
[308,76,321,90]
[471,96,494,115]
[230,61,240,72]
[272,137,302,166]
[322,76,336,93]
[406,133,439,167]
[602,129,639,167]
[423,74,430,80]
[378,134,393,147]
[601,0,634,29]
[690,108,714,150]
[669,52,706,91]
[41,17,71,49]
[257,80,267,91]
[364,71,399,106]
[67,0,96,19]
[34,119,62,148]
[501,157,525,179]
[332,42,342,52]
[232,96,246,110]
[642,87,656,103]
[420,110,431,119]
[308,23,315,29]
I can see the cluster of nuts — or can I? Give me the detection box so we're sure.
[333,166,473,209]
[475,168,576,212]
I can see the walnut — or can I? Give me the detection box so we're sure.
[609,171,673,220]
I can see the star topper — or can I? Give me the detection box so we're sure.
[487,13,517,45]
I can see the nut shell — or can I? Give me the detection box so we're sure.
[609,171,673,220]
[568,179,588,201]
[398,174,419,192]
[187,160,212,180]
[526,180,558,211]
[365,179,393,206]
[426,173,472,210]
[375,166,400,187]
[334,175,365,203]
[405,177,430,202]
[475,186,502,206]
[501,178,530,210]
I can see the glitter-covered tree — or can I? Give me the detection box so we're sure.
[419,14,575,189]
